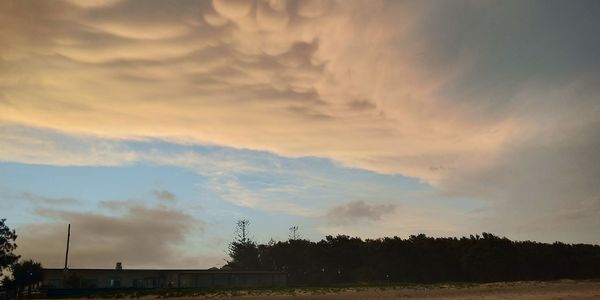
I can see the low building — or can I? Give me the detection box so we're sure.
[42,267,287,289]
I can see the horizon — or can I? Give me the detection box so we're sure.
[1,0,600,269]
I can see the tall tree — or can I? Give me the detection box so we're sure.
[0,219,19,273]
[226,220,260,270]
[289,226,301,241]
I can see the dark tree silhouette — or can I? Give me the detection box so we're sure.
[2,259,43,297]
[246,232,600,285]
[225,220,260,270]
[289,226,300,241]
[0,218,19,273]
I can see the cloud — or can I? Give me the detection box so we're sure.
[0,125,138,166]
[212,0,254,20]
[15,200,212,268]
[326,200,395,225]
[65,0,120,8]
[320,202,468,239]
[1,0,600,243]
[153,190,177,202]
[440,107,600,242]
[0,0,515,182]
[18,192,81,206]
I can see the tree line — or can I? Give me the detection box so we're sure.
[226,220,600,285]
[3,217,600,291]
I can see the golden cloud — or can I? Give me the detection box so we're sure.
[1,0,599,197]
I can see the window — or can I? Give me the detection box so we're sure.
[109,278,121,288]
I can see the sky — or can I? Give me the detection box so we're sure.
[1,0,599,268]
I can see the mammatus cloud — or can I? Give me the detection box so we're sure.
[0,0,518,182]
[15,201,213,268]
[326,200,395,225]
[1,0,600,242]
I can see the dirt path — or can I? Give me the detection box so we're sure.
[176,280,600,299]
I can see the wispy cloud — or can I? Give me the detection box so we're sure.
[19,192,81,206]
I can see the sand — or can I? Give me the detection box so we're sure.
[175,280,600,299]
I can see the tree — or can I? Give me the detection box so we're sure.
[3,259,43,297]
[289,226,301,241]
[226,219,260,270]
[0,219,19,273]
[248,232,600,285]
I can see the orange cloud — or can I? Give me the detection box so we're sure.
[1,0,598,199]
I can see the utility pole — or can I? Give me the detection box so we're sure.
[64,224,71,271]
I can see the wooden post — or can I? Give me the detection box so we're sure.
[64,224,71,271]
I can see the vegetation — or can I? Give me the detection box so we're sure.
[2,260,44,295]
[0,218,19,273]
[225,219,260,270]
[0,219,43,298]
[226,222,600,285]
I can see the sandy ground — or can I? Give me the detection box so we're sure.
[172,280,600,300]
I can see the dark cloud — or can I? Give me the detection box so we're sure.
[16,201,207,268]
[347,99,375,111]
[287,106,333,121]
[153,190,177,202]
[326,200,396,225]
[413,0,600,121]
[0,0,76,47]
[443,118,600,243]
[84,0,212,25]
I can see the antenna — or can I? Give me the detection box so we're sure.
[64,224,71,271]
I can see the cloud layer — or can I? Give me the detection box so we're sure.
[0,0,520,181]
[1,0,600,244]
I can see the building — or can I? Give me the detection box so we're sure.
[42,267,287,289]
